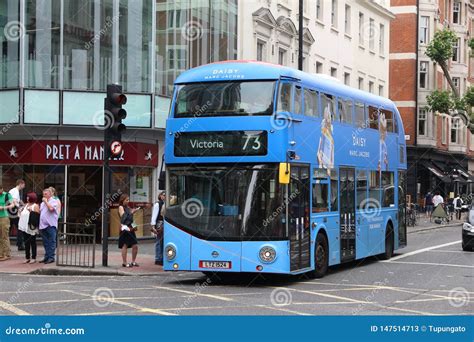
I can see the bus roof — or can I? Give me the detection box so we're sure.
[174,60,396,111]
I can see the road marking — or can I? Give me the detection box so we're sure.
[76,310,138,316]
[0,301,30,315]
[153,286,234,302]
[253,304,311,316]
[385,260,474,269]
[427,249,466,253]
[277,287,367,304]
[387,240,461,261]
[64,290,175,316]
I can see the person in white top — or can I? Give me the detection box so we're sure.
[9,179,25,251]
[18,192,40,263]
[453,194,463,220]
[432,191,444,208]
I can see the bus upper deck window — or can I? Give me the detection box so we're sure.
[294,86,303,114]
[381,109,394,132]
[355,102,366,128]
[368,106,378,130]
[321,93,336,122]
[304,89,318,117]
[339,98,353,124]
[278,83,292,112]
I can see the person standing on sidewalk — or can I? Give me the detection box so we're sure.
[118,194,141,267]
[151,191,166,265]
[9,179,25,251]
[424,192,434,220]
[453,194,463,221]
[0,185,14,261]
[18,192,40,264]
[39,188,59,264]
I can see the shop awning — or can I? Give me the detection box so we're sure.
[455,167,474,183]
[422,162,451,183]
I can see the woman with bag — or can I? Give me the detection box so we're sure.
[18,192,40,263]
[118,194,141,267]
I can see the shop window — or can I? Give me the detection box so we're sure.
[0,90,20,124]
[24,90,60,124]
[155,95,171,128]
[63,91,104,125]
[123,94,152,127]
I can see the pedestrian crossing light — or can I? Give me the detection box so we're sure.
[105,84,127,140]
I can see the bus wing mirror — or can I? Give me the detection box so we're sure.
[279,163,290,184]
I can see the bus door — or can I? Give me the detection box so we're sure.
[289,165,311,271]
[398,170,407,247]
[339,168,356,262]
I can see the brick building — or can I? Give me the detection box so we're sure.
[390,0,474,203]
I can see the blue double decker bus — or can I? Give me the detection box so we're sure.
[163,61,407,278]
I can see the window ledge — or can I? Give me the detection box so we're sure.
[369,49,376,55]
[358,44,365,50]
[344,32,352,40]
[379,54,385,59]
[316,19,325,27]
[330,26,339,34]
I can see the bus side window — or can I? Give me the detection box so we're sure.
[294,86,303,114]
[394,114,399,134]
[304,88,318,117]
[356,170,368,209]
[330,169,338,211]
[382,109,394,132]
[277,82,292,112]
[368,106,378,130]
[321,93,336,122]
[382,171,395,207]
[312,168,329,213]
[368,171,381,208]
[339,98,353,124]
[355,102,366,128]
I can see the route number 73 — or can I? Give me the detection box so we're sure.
[243,134,262,151]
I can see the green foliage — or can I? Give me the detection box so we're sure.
[464,86,474,108]
[426,29,458,64]
[469,38,474,52]
[426,90,453,114]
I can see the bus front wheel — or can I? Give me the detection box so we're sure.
[309,233,329,278]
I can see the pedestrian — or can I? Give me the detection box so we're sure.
[453,193,463,220]
[424,192,433,219]
[432,191,444,208]
[118,194,141,267]
[0,185,14,261]
[48,187,62,217]
[9,179,26,251]
[39,188,59,264]
[151,191,166,266]
[18,192,40,264]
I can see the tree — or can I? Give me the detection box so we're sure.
[426,28,459,98]
[426,90,453,114]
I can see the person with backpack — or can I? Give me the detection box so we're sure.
[0,185,14,261]
[18,192,40,263]
[150,191,166,266]
[453,194,463,221]
[424,192,434,219]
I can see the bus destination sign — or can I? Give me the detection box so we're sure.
[174,131,268,157]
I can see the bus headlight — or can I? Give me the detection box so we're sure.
[165,244,177,261]
[259,246,276,263]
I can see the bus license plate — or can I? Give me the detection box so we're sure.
[199,261,232,269]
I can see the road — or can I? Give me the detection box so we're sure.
[0,224,472,316]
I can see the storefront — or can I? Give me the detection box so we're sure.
[0,140,159,240]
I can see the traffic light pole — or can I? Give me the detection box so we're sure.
[102,98,111,267]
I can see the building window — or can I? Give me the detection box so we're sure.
[344,5,351,34]
[358,77,364,90]
[331,0,338,28]
[419,16,429,44]
[330,67,337,78]
[369,18,375,51]
[452,38,460,62]
[453,77,460,90]
[358,12,364,46]
[316,62,323,73]
[369,81,374,93]
[451,118,460,144]
[316,0,323,21]
[453,2,461,24]
[379,24,385,53]
[344,72,350,85]
[418,108,427,136]
[257,40,266,61]
[378,85,384,96]
[419,61,428,88]
[278,49,287,65]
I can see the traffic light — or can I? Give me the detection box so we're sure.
[105,84,127,140]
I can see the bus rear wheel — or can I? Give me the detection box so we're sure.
[308,233,329,278]
[380,224,394,260]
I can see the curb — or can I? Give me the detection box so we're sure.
[24,267,169,277]
[408,222,462,234]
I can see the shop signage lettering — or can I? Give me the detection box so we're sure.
[46,144,124,161]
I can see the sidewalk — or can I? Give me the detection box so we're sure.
[408,215,464,234]
[0,240,165,276]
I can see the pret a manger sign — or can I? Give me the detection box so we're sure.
[46,143,124,161]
